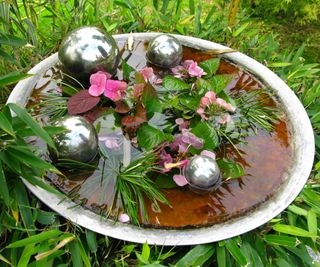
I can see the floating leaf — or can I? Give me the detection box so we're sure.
[217,159,244,179]
[142,83,162,118]
[137,124,172,150]
[115,100,130,114]
[199,58,220,76]
[163,76,190,91]
[67,90,100,115]
[191,122,219,151]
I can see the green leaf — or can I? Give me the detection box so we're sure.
[142,83,162,119]
[199,58,220,76]
[7,103,55,149]
[6,229,61,248]
[122,60,134,81]
[77,238,91,267]
[191,122,219,151]
[272,224,317,238]
[136,252,149,265]
[225,239,247,267]
[36,210,56,225]
[268,62,292,68]
[69,240,83,267]
[85,230,98,253]
[142,242,150,262]
[155,173,178,189]
[137,124,172,150]
[307,210,317,242]
[217,159,244,179]
[175,244,214,267]
[162,76,190,91]
[217,245,226,267]
[17,244,37,267]
[264,235,298,247]
[209,75,233,94]
[179,95,200,110]
[0,34,26,46]
[0,71,32,87]
[0,162,10,206]
[0,108,15,137]
[232,22,250,37]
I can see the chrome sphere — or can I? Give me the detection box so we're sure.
[58,26,119,82]
[49,116,98,163]
[185,155,221,191]
[146,34,182,68]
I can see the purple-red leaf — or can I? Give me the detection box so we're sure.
[121,102,147,128]
[115,101,130,114]
[67,90,100,115]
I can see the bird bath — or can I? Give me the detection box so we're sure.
[7,33,314,245]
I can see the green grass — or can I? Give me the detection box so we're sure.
[1,0,320,266]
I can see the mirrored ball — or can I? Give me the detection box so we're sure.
[185,155,221,190]
[58,26,119,83]
[49,116,98,163]
[146,34,182,68]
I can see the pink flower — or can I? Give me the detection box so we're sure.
[175,118,189,130]
[188,61,206,78]
[118,213,130,223]
[171,60,206,79]
[104,80,128,101]
[140,67,154,82]
[200,150,216,159]
[196,107,208,120]
[99,135,120,150]
[173,174,189,186]
[88,71,111,96]
[159,149,173,172]
[215,98,236,112]
[218,113,232,124]
[169,129,204,153]
[171,65,188,79]
[132,83,145,98]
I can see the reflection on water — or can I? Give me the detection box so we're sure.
[29,41,292,228]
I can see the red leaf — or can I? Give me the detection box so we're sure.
[82,107,107,123]
[121,102,147,127]
[115,101,130,114]
[67,90,100,115]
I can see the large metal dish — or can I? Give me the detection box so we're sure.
[7,33,314,245]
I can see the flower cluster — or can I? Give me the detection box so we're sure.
[197,91,236,120]
[171,60,206,79]
[88,71,128,101]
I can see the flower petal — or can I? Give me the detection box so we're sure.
[200,150,216,159]
[118,213,130,223]
[173,174,189,186]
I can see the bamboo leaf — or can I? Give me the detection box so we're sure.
[217,245,226,267]
[307,210,317,242]
[0,107,15,137]
[273,224,317,238]
[142,242,150,262]
[175,244,214,267]
[7,103,55,149]
[17,244,37,267]
[85,230,98,253]
[6,229,61,248]
[225,239,247,266]
[69,240,83,267]
[0,71,32,87]
[0,161,10,206]
[264,235,298,247]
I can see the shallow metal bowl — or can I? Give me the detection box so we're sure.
[7,33,314,246]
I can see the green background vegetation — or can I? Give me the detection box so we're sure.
[1,0,320,266]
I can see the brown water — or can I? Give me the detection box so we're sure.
[29,40,292,228]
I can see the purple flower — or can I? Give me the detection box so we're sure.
[200,150,216,159]
[169,129,204,153]
[175,118,189,130]
[173,174,189,186]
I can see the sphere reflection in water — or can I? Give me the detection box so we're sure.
[185,155,221,191]
[58,26,119,83]
[49,116,98,163]
[146,34,182,68]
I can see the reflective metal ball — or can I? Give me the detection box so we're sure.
[49,116,98,163]
[146,34,182,68]
[185,155,221,191]
[58,26,120,83]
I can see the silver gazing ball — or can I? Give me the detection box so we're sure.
[58,26,119,83]
[49,116,98,163]
[146,34,182,68]
[185,155,221,191]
